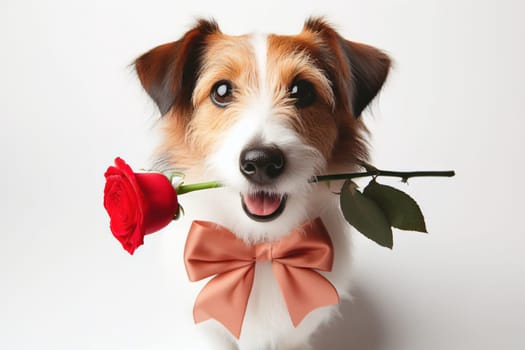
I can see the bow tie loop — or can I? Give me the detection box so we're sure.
[184,221,255,281]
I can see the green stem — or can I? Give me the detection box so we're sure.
[311,170,456,183]
[173,170,456,195]
[177,181,223,195]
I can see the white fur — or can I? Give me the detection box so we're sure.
[252,33,268,98]
[155,34,354,350]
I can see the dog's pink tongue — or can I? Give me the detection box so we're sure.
[244,193,281,216]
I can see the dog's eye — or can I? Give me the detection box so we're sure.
[289,80,316,108]
[211,80,234,107]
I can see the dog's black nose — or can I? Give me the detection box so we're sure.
[240,146,285,185]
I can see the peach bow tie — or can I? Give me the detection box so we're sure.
[183,218,339,339]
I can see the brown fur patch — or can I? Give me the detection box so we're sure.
[266,31,370,169]
[156,32,260,174]
[266,34,337,160]
[187,34,259,164]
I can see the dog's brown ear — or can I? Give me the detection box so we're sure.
[304,18,391,118]
[340,40,391,118]
[135,19,220,116]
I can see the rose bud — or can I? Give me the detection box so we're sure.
[103,157,179,254]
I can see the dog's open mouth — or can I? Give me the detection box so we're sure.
[241,192,287,222]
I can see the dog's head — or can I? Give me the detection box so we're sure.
[135,18,390,241]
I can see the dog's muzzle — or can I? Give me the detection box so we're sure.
[239,146,287,221]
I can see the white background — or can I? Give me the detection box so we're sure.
[2,0,524,349]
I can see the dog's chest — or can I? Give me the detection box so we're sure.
[241,262,292,336]
[159,188,352,348]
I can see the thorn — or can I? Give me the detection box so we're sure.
[358,160,379,173]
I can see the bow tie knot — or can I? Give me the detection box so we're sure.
[255,243,273,262]
[184,218,339,338]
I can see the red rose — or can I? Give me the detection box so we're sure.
[103,157,179,254]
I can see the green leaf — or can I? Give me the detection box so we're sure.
[340,180,393,248]
[363,180,427,233]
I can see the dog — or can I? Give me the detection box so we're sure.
[134,17,390,350]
